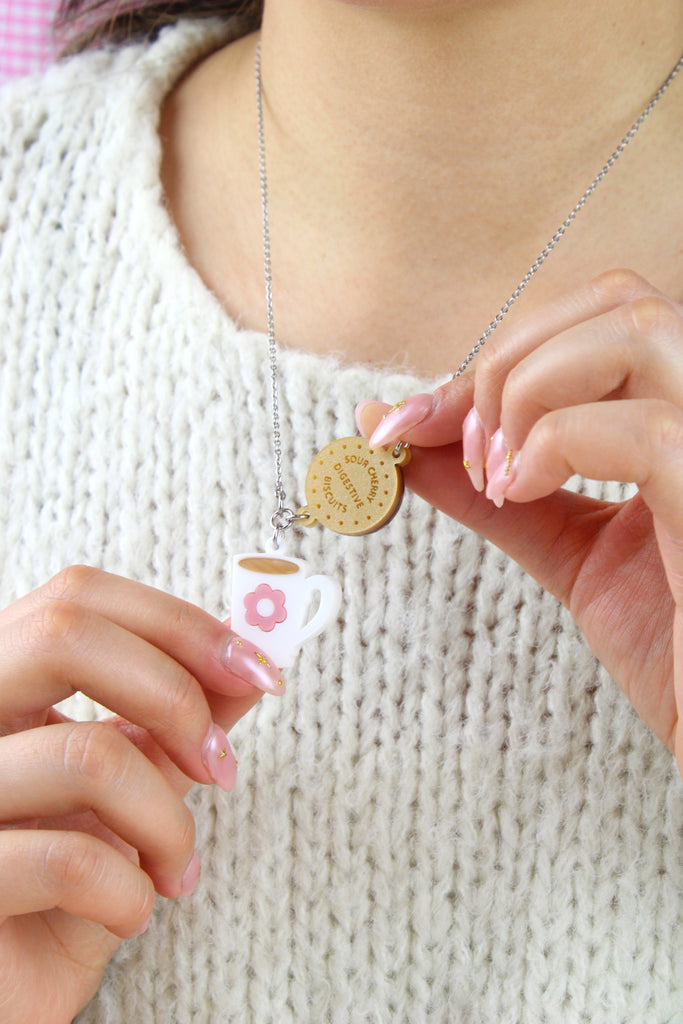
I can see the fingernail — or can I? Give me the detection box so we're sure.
[223,635,285,695]
[202,724,238,793]
[461,407,486,491]
[180,851,201,896]
[485,446,518,508]
[368,393,434,449]
[485,427,508,481]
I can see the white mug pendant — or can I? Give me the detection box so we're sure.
[298,436,411,535]
[232,551,341,668]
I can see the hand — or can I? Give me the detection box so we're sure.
[357,270,683,777]
[0,566,285,1024]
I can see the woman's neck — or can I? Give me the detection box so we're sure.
[160,0,683,375]
[260,0,681,239]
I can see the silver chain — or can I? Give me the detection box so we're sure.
[255,43,307,545]
[256,41,683,528]
[452,50,683,377]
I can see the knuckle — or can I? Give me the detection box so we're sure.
[44,564,100,604]
[643,400,683,456]
[473,339,505,385]
[534,409,569,452]
[61,722,126,787]
[22,599,89,653]
[43,832,104,895]
[165,665,204,731]
[626,296,683,341]
[475,340,508,387]
[166,599,197,645]
[590,268,649,305]
[500,361,527,410]
[142,660,207,747]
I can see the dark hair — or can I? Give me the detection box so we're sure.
[55,0,263,53]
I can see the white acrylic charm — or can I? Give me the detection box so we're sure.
[231,551,341,668]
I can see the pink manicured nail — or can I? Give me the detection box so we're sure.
[202,724,238,793]
[223,635,285,695]
[368,393,434,449]
[462,407,486,491]
[485,434,518,508]
[485,427,508,482]
[180,851,201,896]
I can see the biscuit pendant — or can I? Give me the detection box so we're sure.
[298,436,411,536]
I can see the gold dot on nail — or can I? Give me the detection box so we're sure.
[504,449,514,476]
[463,458,471,470]
[277,679,284,687]
[256,652,270,667]
[218,749,228,760]
[234,639,243,647]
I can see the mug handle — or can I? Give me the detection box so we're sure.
[295,575,342,647]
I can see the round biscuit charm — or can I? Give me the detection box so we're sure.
[298,436,411,536]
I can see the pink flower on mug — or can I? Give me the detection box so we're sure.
[243,583,287,633]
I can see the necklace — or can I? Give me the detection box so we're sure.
[255,41,683,541]
[232,42,682,670]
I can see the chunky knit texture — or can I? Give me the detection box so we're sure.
[0,19,681,1023]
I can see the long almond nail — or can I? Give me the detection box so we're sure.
[462,407,486,491]
[368,393,434,449]
[202,724,238,793]
[485,427,509,482]
[486,447,518,508]
[223,635,285,695]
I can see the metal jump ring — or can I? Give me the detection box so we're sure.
[271,506,307,548]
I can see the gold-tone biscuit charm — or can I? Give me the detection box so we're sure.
[298,436,411,536]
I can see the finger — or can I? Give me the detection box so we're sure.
[488,399,683,760]
[355,374,474,449]
[499,399,683,542]
[0,723,198,899]
[497,295,683,450]
[0,604,235,789]
[0,566,285,698]
[0,829,155,939]
[354,400,391,438]
[107,673,263,802]
[355,270,661,452]
[408,441,677,754]
[405,441,617,607]
[473,269,665,437]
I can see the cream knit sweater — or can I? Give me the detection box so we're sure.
[0,19,681,1024]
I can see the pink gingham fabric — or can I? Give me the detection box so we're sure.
[0,0,56,82]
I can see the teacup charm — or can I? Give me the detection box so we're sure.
[231,552,341,668]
